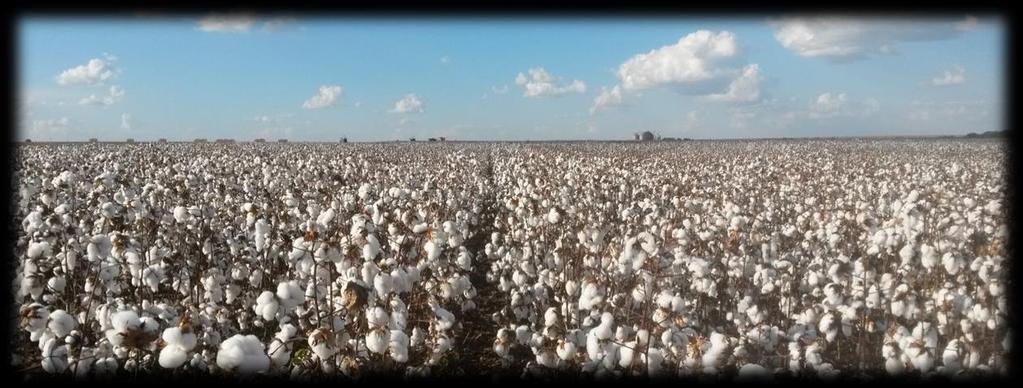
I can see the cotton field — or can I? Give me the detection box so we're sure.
[10,139,1010,380]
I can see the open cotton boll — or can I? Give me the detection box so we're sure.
[47,309,76,337]
[546,208,561,224]
[216,334,269,374]
[373,272,395,298]
[254,291,280,321]
[389,330,410,362]
[424,240,441,262]
[367,306,390,329]
[434,307,455,331]
[276,281,304,309]
[544,307,559,328]
[41,338,69,373]
[578,281,604,311]
[110,310,141,333]
[159,343,189,368]
[308,329,337,360]
[557,339,577,361]
[366,328,389,354]
[162,327,197,351]
[173,206,190,223]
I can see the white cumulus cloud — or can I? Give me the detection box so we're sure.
[302,85,343,109]
[929,65,966,86]
[617,30,738,91]
[706,64,762,102]
[57,58,116,85]
[514,68,586,98]
[590,85,623,115]
[769,17,971,61]
[391,94,424,113]
[807,92,879,119]
[79,85,125,106]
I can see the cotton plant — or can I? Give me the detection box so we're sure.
[10,140,1009,380]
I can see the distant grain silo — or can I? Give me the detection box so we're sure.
[254,138,266,143]
[639,131,654,141]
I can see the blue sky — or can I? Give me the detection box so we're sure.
[18,15,1004,141]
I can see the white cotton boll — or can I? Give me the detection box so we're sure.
[366,329,388,354]
[254,219,268,251]
[456,250,472,271]
[159,344,189,368]
[173,206,189,223]
[920,244,938,271]
[886,355,906,375]
[544,307,559,328]
[585,330,601,361]
[619,341,636,368]
[276,281,304,309]
[389,330,410,362]
[374,272,394,297]
[367,306,390,329]
[899,244,915,267]
[362,235,381,261]
[216,334,269,374]
[435,307,455,331]
[557,339,577,361]
[254,291,279,321]
[942,340,962,373]
[47,309,76,337]
[547,208,561,224]
[308,330,337,360]
[942,252,962,275]
[267,338,291,368]
[424,240,441,261]
[578,282,604,311]
[111,310,140,332]
[40,338,69,373]
[592,314,614,340]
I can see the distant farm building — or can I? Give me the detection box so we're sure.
[634,131,655,141]
[254,138,266,143]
